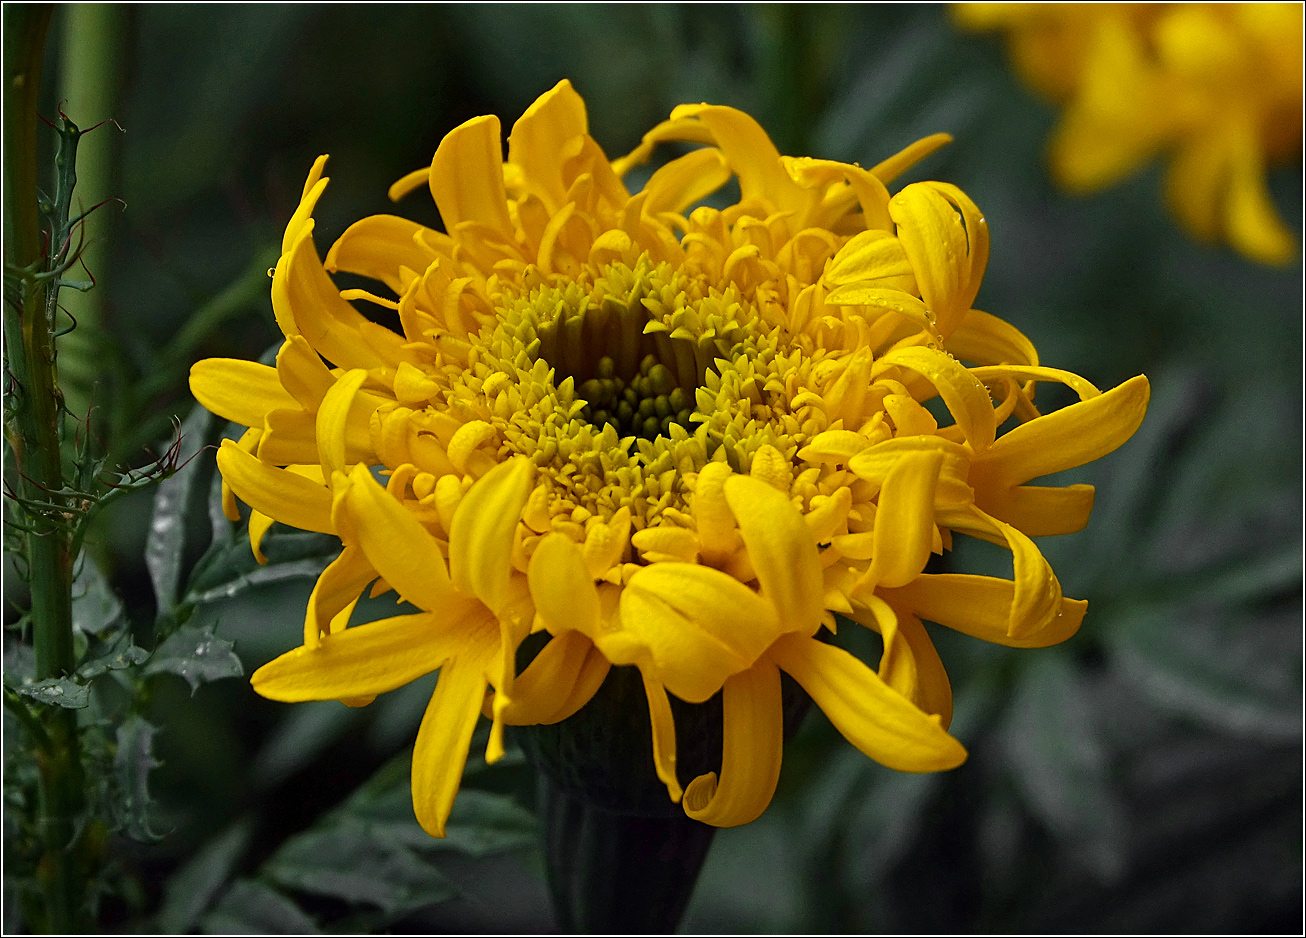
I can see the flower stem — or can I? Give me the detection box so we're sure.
[4,5,90,931]
[540,776,715,934]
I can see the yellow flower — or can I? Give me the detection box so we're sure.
[955,2,1302,265]
[190,80,1149,836]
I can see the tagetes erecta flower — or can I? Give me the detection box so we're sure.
[955,2,1303,265]
[190,80,1149,836]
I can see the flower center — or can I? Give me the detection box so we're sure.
[446,252,817,530]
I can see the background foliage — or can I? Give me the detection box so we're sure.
[5,4,1300,932]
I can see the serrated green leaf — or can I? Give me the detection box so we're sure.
[77,629,149,681]
[145,624,243,693]
[17,677,88,709]
[186,557,331,608]
[113,715,164,842]
[199,879,318,935]
[1001,653,1126,882]
[156,818,254,934]
[146,405,213,613]
[71,553,123,636]
[263,820,457,915]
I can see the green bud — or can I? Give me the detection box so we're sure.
[654,396,672,418]
[597,356,616,378]
[648,363,675,396]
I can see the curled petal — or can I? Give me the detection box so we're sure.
[529,532,601,640]
[496,630,610,726]
[641,669,683,803]
[770,633,966,773]
[618,562,780,703]
[217,440,333,534]
[429,114,515,243]
[683,656,783,827]
[971,374,1150,489]
[723,475,823,637]
[449,457,535,613]
[342,464,467,614]
[875,345,997,451]
[882,574,1087,649]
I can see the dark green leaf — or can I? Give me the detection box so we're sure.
[145,624,243,693]
[1001,653,1126,882]
[199,879,318,935]
[146,405,213,613]
[156,818,254,934]
[1110,605,1301,743]
[16,677,88,709]
[77,629,149,681]
[70,553,123,636]
[113,715,164,842]
[263,820,457,915]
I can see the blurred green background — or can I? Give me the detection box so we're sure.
[8,4,1301,932]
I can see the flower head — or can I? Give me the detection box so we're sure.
[191,80,1149,835]
[956,2,1302,265]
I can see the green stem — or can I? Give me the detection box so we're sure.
[57,2,126,422]
[4,6,89,931]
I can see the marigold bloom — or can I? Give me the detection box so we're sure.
[955,2,1303,265]
[190,80,1149,836]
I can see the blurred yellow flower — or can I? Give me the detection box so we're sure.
[956,2,1303,265]
[190,80,1148,837]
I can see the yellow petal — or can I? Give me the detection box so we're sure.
[323,214,438,294]
[882,574,1087,649]
[887,182,974,337]
[303,545,376,647]
[1223,126,1296,266]
[273,220,404,370]
[276,335,335,410]
[691,461,738,565]
[641,669,683,803]
[449,457,534,613]
[870,132,953,185]
[896,611,953,729]
[341,463,467,614]
[216,440,333,534]
[942,506,1062,638]
[770,633,966,772]
[497,630,605,726]
[824,229,916,290]
[316,369,370,477]
[722,475,823,637]
[630,525,700,564]
[977,483,1096,538]
[863,448,943,591]
[971,374,1150,489]
[874,345,996,451]
[412,636,497,837]
[529,532,600,639]
[642,148,732,216]
[429,114,514,244]
[618,562,780,703]
[253,611,456,702]
[507,79,589,212]
[945,308,1039,367]
[190,359,298,428]
[683,655,783,827]
[680,104,810,214]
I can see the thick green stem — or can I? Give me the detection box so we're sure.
[57,2,125,421]
[4,5,89,931]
